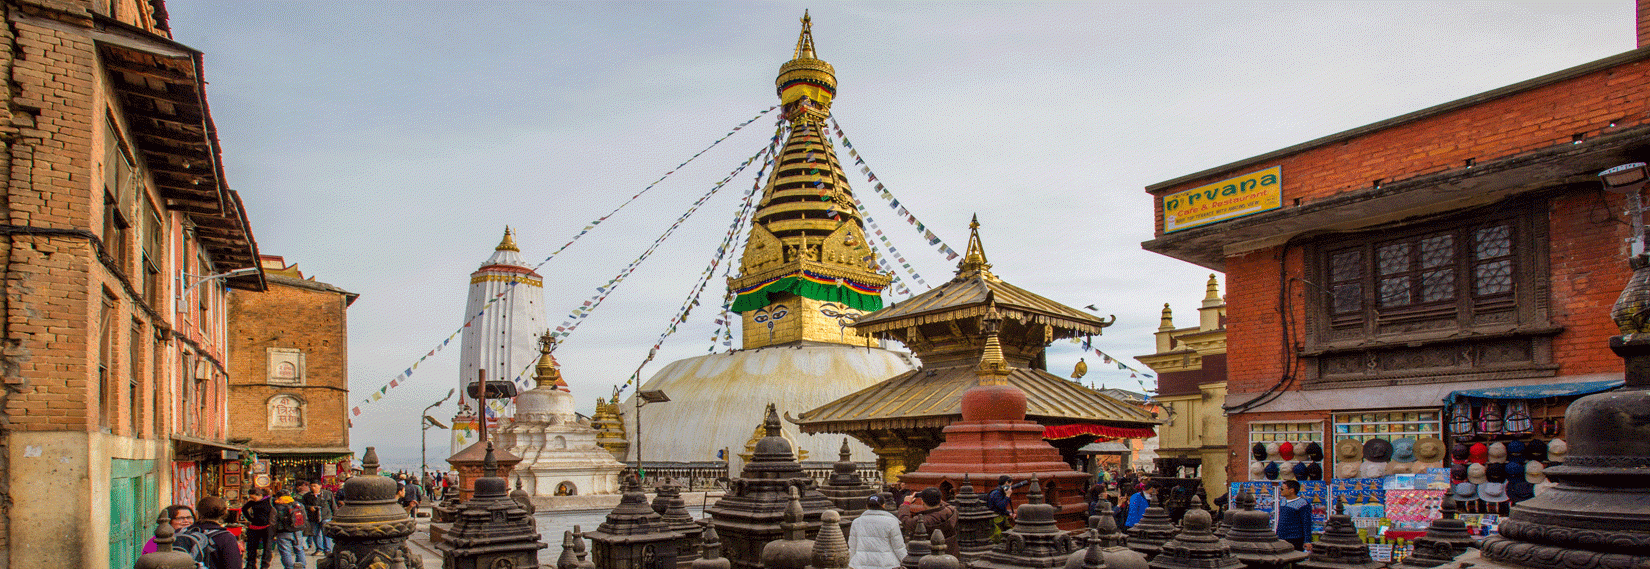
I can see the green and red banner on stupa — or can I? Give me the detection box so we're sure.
[731,269,884,313]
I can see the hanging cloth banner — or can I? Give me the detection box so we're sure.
[729,271,885,313]
[349,105,777,418]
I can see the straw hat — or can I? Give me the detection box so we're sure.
[1468,463,1488,484]
[1336,439,1363,461]
[1335,461,1362,480]
[1358,461,1387,479]
[1414,437,1446,463]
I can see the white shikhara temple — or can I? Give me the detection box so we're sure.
[499,333,625,496]
[451,228,547,455]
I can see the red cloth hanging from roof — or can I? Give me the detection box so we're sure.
[1042,423,1156,441]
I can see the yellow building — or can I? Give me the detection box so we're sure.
[1135,275,1228,497]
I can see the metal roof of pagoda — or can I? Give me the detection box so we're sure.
[792,366,1157,432]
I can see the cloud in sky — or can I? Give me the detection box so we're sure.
[165,1,1631,470]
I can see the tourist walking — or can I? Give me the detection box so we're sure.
[272,489,307,569]
[181,497,243,569]
[141,504,195,554]
[301,480,335,554]
[848,494,907,569]
[241,488,275,569]
[1124,484,1153,528]
[899,488,958,556]
[1276,480,1312,551]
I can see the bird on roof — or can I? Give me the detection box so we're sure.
[1071,357,1088,379]
[1084,304,1098,311]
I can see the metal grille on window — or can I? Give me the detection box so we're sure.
[1377,243,1413,307]
[1474,224,1514,296]
[1331,250,1363,315]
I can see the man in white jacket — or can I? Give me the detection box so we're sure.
[848,494,908,569]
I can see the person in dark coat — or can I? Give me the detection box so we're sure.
[188,496,244,569]
[240,488,275,569]
[899,487,959,555]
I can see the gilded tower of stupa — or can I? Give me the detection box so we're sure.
[619,13,913,468]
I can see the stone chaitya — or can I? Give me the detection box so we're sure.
[500,333,625,497]
[1146,506,1242,569]
[953,474,996,564]
[707,404,838,569]
[808,510,850,569]
[1392,495,1469,568]
[320,447,423,569]
[1125,494,1177,561]
[973,476,1081,569]
[1293,500,1379,569]
[585,475,683,569]
[818,438,877,524]
[1218,490,1305,569]
[694,527,732,569]
[133,512,195,569]
[901,520,933,569]
[654,479,703,568]
[1075,515,1148,569]
[761,487,817,569]
[919,529,964,569]
[436,442,548,569]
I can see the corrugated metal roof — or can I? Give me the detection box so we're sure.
[853,273,1111,336]
[793,365,1158,433]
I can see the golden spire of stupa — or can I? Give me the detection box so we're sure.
[956,214,996,280]
[976,302,1011,383]
[728,12,890,350]
[496,226,520,252]
[534,331,565,390]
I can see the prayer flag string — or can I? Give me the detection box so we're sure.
[1069,336,1157,396]
[830,118,961,268]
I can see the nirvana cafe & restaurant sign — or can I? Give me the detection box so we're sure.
[1161,166,1282,233]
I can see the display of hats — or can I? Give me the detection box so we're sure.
[1488,442,1509,464]
[1264,461,1281,480]
[1358,461,1388,479]
[1364,438,1394,462]
[1451,463,1469,482]
[1527,439,1549,462]
[1279,442,1295,461]
[1304,441,1324,461]
[1336,438,1362,461]
[1505,460,1525,479]
[1469,443,1489,464]
[1250,461,1265,480]
[1305,462,1324,481]
[1505,440,1527,462]
[1391,438,1417,462]
[1415,437,1446,463]
[1486,463,1508,483]
[1291,461,1309,480]
[1453,482,1478,502]
[1479,481,1510,503]
[1468,463,1488,484]
[1251,443,1267,462]
[1525,461,1547,484]
[1266,442,1283,461]
[1549,438,1568,463]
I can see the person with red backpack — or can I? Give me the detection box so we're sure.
[240,489,275,569]
[271,489,307,569]
[177,496,242,569]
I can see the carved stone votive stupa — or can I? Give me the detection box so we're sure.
[1219,490,1306,569]
[586,474,683,569]
[1065,516,1147,569]
[707,404,837,569]
[974,476,1081,569]
[654,479,703,568]
[1293,500,1379,569]
[1147,507,1243,569]
[919,529,965,569]
[437,442,548,569]
[818,439,877,525]
[693,527,733,569]
[760,487,817,569]
[1392,494,1471,569]
[320,447,424,569]
[902,519,933,569]
[1126,494,1178,561]
[807,510,850,569]
[953,474,997,565]
[133,513,195,569]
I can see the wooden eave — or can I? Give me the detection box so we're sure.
[853,273,1112,337]
[93,16,263,290]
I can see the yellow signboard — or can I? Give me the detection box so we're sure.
[1162,166,1282,233]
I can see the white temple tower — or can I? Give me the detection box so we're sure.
[499,332,625,496]
[451,227,548,455]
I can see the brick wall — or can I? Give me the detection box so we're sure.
[1546,190,1633,375]
[227,277,350,449]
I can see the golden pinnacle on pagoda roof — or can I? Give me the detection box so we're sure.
[496,226,520,252]
[1159,303,1174,330]
[976,302,1010,383]
[956,214,996,280]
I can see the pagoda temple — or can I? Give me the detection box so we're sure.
[617,12,913,467]
[792,218,1159,481]
[452,227,549,455]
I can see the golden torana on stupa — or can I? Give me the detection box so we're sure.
[617,12,912,469]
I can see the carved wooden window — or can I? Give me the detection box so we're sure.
[1306,199,1553,387]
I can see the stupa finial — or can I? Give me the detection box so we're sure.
[794,10,816,60]
[497,226,520,252]
[977,302,1010,382]
[957,215,994,278]
[764,403,782,436]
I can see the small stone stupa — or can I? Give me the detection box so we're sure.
[585,475,683,569]
[502,333,625,497]
[1072,515,1148,569]
[760,487,818,569]
[953,475,997,564]
[818,438,877,524]
[1392,495,1471,568]
[807,510,850,569]
[437,442,548,569]
[322,447,423,569]
[133,513,195,569]
[653,479,703,569]
[1218,490,1305,569]
[1125,494,1178,561]
[901,519,933,569]
[693,527,732,569]
[1293,500,1380,569]
[707,404,837,569]
[1146,507,1242,569]
[919,529,965,569]
[973,476,1081,569]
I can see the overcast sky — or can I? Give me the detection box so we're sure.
[166,1,1632,471]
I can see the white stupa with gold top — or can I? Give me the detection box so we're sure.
[450,227,548,455]
[619,13,915,470]
[499,332,625,496]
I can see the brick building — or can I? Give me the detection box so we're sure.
[228,256,355,491]
[1143,3,1650,489]
[0,1,263,566]
[1134,274,1227,497]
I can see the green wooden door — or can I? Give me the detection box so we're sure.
[109,459,156,568]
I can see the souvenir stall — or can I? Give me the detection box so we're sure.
[1440,380,1619,517]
